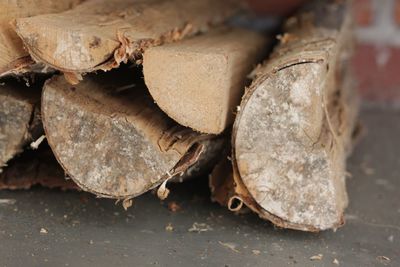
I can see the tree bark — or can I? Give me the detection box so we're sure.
[15,0,240,82]
[0,0,83,77]
[228,0,359,231]
[143,27,269,134]
[0,79,42,171]
[41,69,224,200]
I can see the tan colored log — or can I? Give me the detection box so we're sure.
[143,27,268,134]
[41,70,224,200]
[0,0,83,76]
[14,0,240,81]
[0,79,42,170]
[230,0,359,231]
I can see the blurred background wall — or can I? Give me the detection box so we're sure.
[247,0,400,104]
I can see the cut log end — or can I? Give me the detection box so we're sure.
[42,72,221,199]
[230,0,357,231]
[233,65,358,230]
[0,0,84,76]
[15,0,240,74]
[234,63,344,230]
[143,28,269,134]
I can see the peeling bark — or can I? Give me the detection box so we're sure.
[15,0,240,78]
[0,79,42,170]
[229,0,359,231]
[41,69,224,200]
[143,27,269,134]
[0,0,83,77]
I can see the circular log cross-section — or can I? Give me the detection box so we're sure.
[42,74,213,199]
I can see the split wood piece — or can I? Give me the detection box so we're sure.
[143,27,269,134]
[231,0,359,232]
[15,0,240,81]
[42,72,224,200]
[0,0,83,77]
[0,144,78,191]
[0,79,42,170]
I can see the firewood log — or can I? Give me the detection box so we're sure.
[219,0,359,231]
[14,0,240,83]
[41,69,224,200]
[0,79,42,170]
[0,0,83,77]
[143,27,269,134]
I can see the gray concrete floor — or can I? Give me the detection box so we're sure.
[0,107,399,267]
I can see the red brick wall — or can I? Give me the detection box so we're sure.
[247,0,400,103]
[352,0,400,103]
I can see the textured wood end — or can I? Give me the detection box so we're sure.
[233,63,347,230]
[15,0,240,74]
[42,72,215,199]
[144,28,269,134]
[0,0,84,76]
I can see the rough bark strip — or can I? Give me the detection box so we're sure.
[41,70,224,200]
[0,144,78,191]
[0,0,83,77]
[0,79,42,171]
[231,0,359,231]
[209,156,237,209]
[15,0,240,78]
[143,27,269,134]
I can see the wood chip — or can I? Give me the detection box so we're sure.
[165,223,174,232]
[0,199,16,205]
[218,241,240,253]
[310,254,323,261]
[30,135,46,150]
[376,256,391,263]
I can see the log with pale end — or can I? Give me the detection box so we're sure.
[0,79,42,170]
[14,0,240,80]
[143,27,269,134]
[230,0,359,232]
[41,70,224,200]
[0,0,83,77]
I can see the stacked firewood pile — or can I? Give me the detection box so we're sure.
[0,0,359,232]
